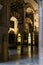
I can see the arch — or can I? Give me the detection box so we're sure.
[26,7,34,14]
[8,16,18,35]
[25,2,34,10]
[24,2,34,25]
[25,2,34,23]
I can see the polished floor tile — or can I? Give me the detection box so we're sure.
[0,46,39,65]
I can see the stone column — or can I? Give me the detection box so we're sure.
[1,0,10,61]
[3,3,10,62]
[39,0,43,65]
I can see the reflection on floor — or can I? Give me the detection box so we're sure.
[0,46,39,65]
[8,46,38,61]
[0,57,39,65]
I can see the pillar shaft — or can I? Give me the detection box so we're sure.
[39,0,43,65]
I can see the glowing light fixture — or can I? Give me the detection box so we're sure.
[17,33,21,42]
[28,33,31,44]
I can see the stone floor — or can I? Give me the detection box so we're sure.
[0,46,39,65]
[0,57,39,65]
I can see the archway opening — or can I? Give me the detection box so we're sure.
[8,0,39,61]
